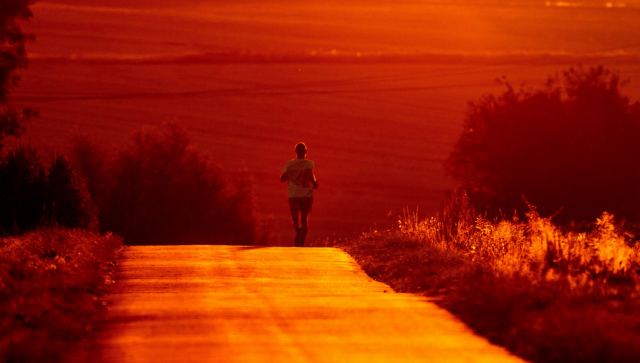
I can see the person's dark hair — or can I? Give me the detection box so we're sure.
[295,142,307,156]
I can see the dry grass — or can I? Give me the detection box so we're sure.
[0,228,123,362]
[334,193,640,363]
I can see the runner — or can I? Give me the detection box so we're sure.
[280,142,318,246]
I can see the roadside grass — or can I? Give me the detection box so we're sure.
[331,194,640,363]
[0,228,123,362]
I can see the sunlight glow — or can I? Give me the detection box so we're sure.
[544,1,627,7]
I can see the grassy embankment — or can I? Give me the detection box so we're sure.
[330,194,640,363]
[0,229,123,362]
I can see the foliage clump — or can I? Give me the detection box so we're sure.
[340,192,640,363]
[339,66,640,363]
[396,192,639,296]
[0,228,122,362]
[72,125,262,245]
[0,146,96,235]
[0,0,37,148]
[446,66,640,224]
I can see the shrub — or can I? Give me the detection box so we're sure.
[0,146,46,234]
[446,66,640,224]
[396,197,639,296]
[80,124,260,245]
[46,155,97,229]
[69,135,108,208]
[0,0,37,147]
[339,195,640,363]
[0,228,123,362]
[0,146,94,235]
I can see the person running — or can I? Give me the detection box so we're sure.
[280,142,318,247]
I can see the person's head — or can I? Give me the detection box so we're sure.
[295,142,307,158]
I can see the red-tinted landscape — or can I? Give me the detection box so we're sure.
[13,0,640,240]
[5,2,640,362]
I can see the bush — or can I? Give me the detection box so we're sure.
[338,194,640,363]
[0,146,95,235]
[446,66,640,224]
[69,135,107,209]
[0,146,45,233]
[0,0,36,147]
[73,125,261,245]
[46,155,97,230]
[0,228,122,362]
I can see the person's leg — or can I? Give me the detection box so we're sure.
[289,198,301,245]
[298,211,308,246]
[289,199,300,228]
[298,197,313,246]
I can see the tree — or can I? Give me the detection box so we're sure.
[46,155,96,229]
[70,135,108,208]
[0,147,96,235]
[0,0,36,148]
[0,146,46,234]
[99,124,259,244]
[446,66,640,224]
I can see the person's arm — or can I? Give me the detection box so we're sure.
[280,171,288,183]
[304,168,318,189]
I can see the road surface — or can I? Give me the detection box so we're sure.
[69,246,525,362]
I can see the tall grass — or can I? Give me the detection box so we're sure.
[339,191,640,362]
[396,192,639,298]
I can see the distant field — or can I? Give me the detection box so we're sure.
[12,1,640,241]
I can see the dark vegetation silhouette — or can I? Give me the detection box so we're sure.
[0,1,99,237]
[0,229,122,362]
[0,147,95,235]
[0,4,116,361]
[0,0,36,148]
[0,2,253,360]
[71,125,261,245]
[0,125,262,243]
[446,66,640,226]
[46,155,97,229]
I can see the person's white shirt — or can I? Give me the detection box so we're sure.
[282,159,315,198]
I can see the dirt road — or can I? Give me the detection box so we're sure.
[69,246,524,362]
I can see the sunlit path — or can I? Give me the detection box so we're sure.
[67,246,525,362]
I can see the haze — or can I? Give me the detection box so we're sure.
[14,0,640,240]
